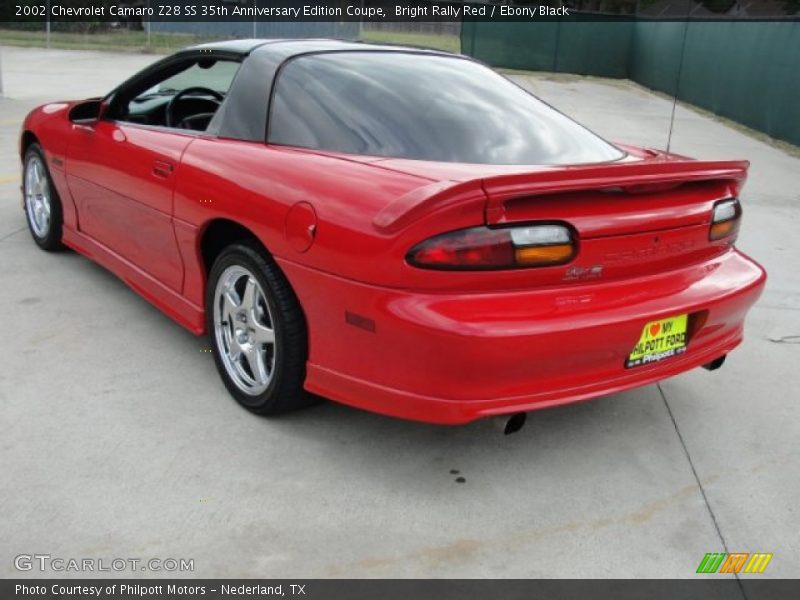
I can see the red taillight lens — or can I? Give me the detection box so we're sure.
[407,227,514,269]
[407,224,575,270]
[709,198,741,241]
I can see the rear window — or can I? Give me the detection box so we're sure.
[268,52,624,165]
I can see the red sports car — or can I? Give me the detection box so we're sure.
[20,39,766,427]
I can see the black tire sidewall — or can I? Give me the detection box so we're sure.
[205,243,306,413]
[23,144,63,251]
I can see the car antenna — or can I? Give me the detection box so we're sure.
[666,0,693,153]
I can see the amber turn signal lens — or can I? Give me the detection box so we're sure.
[515,244,575,265]
[709,219,739,241]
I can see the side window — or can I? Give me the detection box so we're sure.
[113,59,241,132]
[269,59,366,154]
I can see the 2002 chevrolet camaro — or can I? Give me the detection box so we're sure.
[20,39,766,426]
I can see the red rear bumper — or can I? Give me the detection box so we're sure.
[279,249,766,424]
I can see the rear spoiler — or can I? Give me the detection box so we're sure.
[372,159,749,232]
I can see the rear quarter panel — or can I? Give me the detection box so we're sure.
[172,140,432,306]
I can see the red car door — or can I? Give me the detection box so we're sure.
[66,121,191,292]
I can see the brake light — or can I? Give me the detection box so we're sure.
[709,198,741,241]
[407,224,576,270]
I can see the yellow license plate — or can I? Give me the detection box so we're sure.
[626,314,688,368]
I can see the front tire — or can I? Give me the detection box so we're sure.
[206,242,316,415]
[23,143,63,251]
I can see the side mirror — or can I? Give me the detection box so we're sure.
[68,98,105,125]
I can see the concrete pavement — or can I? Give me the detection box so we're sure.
[0,46,797,580]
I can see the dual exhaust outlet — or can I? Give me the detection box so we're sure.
[491,353,727,435]
[492,412,527,435]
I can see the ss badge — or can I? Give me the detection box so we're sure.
[564,265,603,281]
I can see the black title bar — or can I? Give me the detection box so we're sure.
[4,579,800,600]
[2,0,799,22]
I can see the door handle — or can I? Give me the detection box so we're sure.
[152,160,174,179]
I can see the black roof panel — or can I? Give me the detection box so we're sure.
[185,38,273,55]
[187,37,456,59]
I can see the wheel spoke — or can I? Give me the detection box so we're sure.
[242,277,257,312]
[253,320,275,345]
[228,335,242,363]
[245,346,268,384]
[34,201,45,230]
[221,289,240,323]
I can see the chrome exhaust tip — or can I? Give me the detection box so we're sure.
[703,355,727,371]
[493,412,527,435]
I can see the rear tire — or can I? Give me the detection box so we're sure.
[206,241,316,415]
[23,143,64,251]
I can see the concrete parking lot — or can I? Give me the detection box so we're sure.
[0,46,798,579]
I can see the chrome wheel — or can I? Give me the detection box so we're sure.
[24,154,51,238]
[213,265,277,396]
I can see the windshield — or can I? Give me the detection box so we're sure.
[268,52,624,165]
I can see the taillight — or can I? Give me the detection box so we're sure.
[709,198,741,241]
[407,223,576,270]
